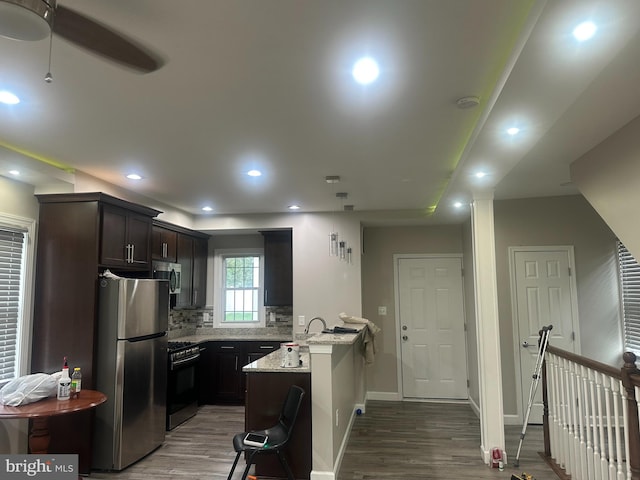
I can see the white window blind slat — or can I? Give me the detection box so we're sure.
[619,241,640,355]
[0,227,25,382]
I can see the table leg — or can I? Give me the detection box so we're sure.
[29,417,50,454]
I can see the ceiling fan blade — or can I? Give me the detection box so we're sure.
[53,5,161,73]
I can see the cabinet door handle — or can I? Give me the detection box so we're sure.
[162,242,167,258]
[260,346,274,350]
[130,244,135,262]
[221,346,235,349]
[235,356,238,370]
[125,244,132,263]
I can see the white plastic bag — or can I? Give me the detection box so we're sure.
[0,373,59,406]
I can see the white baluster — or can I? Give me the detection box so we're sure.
[580,365,593,480]
[620,380,630,480]
[570,361,582,479]
[597,372,609,480]
[564,357,575,475]
[589,368,602,480]
[610,379,624,480]
[604,374,616,480]
[549,353,561,464]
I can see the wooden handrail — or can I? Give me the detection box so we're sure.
[541,346,640,480]
[546,345,621,379]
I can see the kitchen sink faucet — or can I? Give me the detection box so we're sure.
[304,316,326,334]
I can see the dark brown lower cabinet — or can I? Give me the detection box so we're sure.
[198,341,282,405]
[245,372,312,480]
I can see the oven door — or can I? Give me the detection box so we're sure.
[166,354,199,430]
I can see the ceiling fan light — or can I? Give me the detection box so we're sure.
[0,0,55,42]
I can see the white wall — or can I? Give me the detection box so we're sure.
[493,195,621,417]
[195,211,363,331]
[571,114,640,261]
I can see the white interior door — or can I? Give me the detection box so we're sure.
[511,247,578,423]
[397,256,467,399]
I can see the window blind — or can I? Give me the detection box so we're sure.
[618,241,640,354]
[0,227,25,382]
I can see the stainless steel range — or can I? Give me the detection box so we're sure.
[166,341,200,430]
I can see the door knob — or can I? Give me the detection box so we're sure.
[402,335,408,341]
[402,325,408,331]
[522,341,531,348]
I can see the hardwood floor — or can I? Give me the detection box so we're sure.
[339,401,558,480]
[88,402,558,480]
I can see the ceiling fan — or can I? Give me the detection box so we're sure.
[0,0,161,73]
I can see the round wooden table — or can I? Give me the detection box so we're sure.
[0,390,107,454]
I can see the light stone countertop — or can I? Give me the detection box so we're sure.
[169,330,293,344]
[305,324,365,345]
[242,348,311,373]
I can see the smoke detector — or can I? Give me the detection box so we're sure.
[456,96,480,109]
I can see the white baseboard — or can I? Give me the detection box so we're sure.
[503,414,521,426]
[366,391,401,401]
[468,395,480,417]
[310,471,335,480]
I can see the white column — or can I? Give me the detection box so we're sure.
[471,191,505,464]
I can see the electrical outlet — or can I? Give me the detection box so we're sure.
[269,312,276,322]
[298,315,305,326]
[378,306,387,316]
[335,409,339,427]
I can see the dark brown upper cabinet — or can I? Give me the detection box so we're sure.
[153,220,209,309]
[100,204,154,269]
[261,230,292,306]
[151,225,178,262]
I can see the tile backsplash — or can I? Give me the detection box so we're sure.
[168,305,293,338]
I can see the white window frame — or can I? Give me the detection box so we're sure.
[0,213,36,384]
[618,240,640,355]
[213,248,265,328]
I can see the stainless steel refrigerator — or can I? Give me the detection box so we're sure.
[93,277,169,471]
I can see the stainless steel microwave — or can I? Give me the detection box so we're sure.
[153,261,181,294]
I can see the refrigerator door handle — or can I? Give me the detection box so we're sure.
[125,331,167,343]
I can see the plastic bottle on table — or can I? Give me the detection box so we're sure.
[71,367,82,398]
[57,357,71,400]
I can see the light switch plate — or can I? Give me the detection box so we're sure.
[298,315,305,326]
[378,306,387,316]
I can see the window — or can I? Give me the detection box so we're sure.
[618,240,640,354]
[0,215,34,384]
[215,249,264,327]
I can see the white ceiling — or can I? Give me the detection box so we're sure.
[1,0,639,225]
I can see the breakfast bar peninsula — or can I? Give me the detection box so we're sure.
[242,325,366,480]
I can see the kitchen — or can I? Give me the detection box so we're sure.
[19,189,364,478]
[2,1,640,478]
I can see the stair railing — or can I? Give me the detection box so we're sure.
[541,345,640,480]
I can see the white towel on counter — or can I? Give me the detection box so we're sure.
[338,312,381,364]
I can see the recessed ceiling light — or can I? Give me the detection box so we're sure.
[352,57,379,85]
[0,91,20,105]
[9,170,20,176]
[475,171,487,178]
[453,202,463,209]
[507,127,520,136]
[288,205,301,211]
[247,169,262,177]
[573,21,597,41]
[202,206,213,212]
[126,173,143,180]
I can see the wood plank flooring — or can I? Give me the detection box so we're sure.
[339,401,558,480]
[88,401,559,480]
